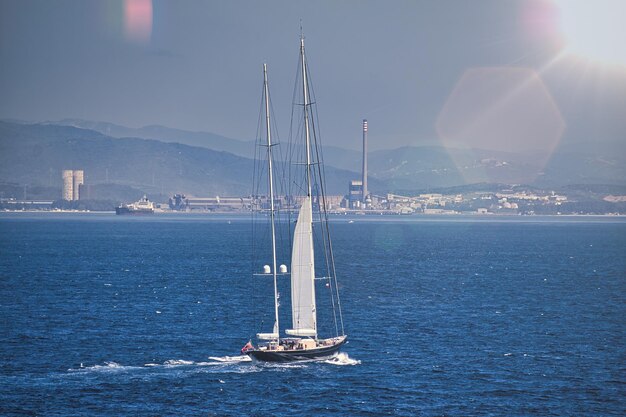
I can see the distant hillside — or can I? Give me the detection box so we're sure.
[1,121,624,201]
[53,120,626,191]
[49,119,253,158]
[0,121,368,200]
[367,141,626,192]
[535,139,626,187]
[366,146,540,189]
[50,118,363,171]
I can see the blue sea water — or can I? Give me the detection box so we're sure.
[0,213,625,416]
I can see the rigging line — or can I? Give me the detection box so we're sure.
[263,63,280,341]
[305,40,329,337]
[304,60,340,337]
[308,109,344,337]
[316,162,344,335]
[268,84,288,257]
[250,81,266,339]
[298,52,340,337]
[311,198,337,335]
[268,80,288,261]
[286,54,302,243]
[310,110,340,337]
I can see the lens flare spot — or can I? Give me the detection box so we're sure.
[124,0,152,44]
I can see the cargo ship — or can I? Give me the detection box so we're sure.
[115,195,154,215]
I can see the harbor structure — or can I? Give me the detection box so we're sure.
[185,196,251,211]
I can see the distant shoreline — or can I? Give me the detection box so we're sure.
[1,209,624,219]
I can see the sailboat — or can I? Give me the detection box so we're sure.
[242,36,347,362]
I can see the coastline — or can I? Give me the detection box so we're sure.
[1,210,624,223]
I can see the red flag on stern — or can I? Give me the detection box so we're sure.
[241,341,254,354]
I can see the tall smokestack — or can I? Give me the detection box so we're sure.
[361,119,368,203]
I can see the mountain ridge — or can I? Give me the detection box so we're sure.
[0,121,374,200]
[1,120,624,202]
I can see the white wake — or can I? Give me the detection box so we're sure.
[70,352,357,374]
[208,355,252,363]
[324,352,361,366]
[67,361,142,373]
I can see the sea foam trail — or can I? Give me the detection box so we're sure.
[163,359,194,366]
[67,362,142,373]
[71,353,352,373]
[72,357,247,373]
[208,355,252,363]
[147,359,219,367]
[324,352,361,366]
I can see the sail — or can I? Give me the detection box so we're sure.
[256,317,279,340]
[256,332,279,340]
[286,196,317,337]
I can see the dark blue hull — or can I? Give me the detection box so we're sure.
[115,207,154,215]
[246,337,347,362]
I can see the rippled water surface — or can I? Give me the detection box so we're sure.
[1,213,625,416]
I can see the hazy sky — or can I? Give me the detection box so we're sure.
[1,0,625,151]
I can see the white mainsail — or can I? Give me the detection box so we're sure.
[286,196,317,337]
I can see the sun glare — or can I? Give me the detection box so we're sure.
[555,0,626,66]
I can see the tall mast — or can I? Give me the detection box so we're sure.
[300,36,313,198]
[285,34,317,339]
[264,63,280,339]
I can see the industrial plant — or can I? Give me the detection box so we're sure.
[157,120,573,216]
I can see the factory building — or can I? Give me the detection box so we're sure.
[348,180,364,209]
[62,169,84,201]
[185,196,252,211]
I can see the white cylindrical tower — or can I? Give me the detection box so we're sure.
[73,170,84,200]
[62,170,73,201]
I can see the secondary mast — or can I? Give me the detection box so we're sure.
[264,63,280,340]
